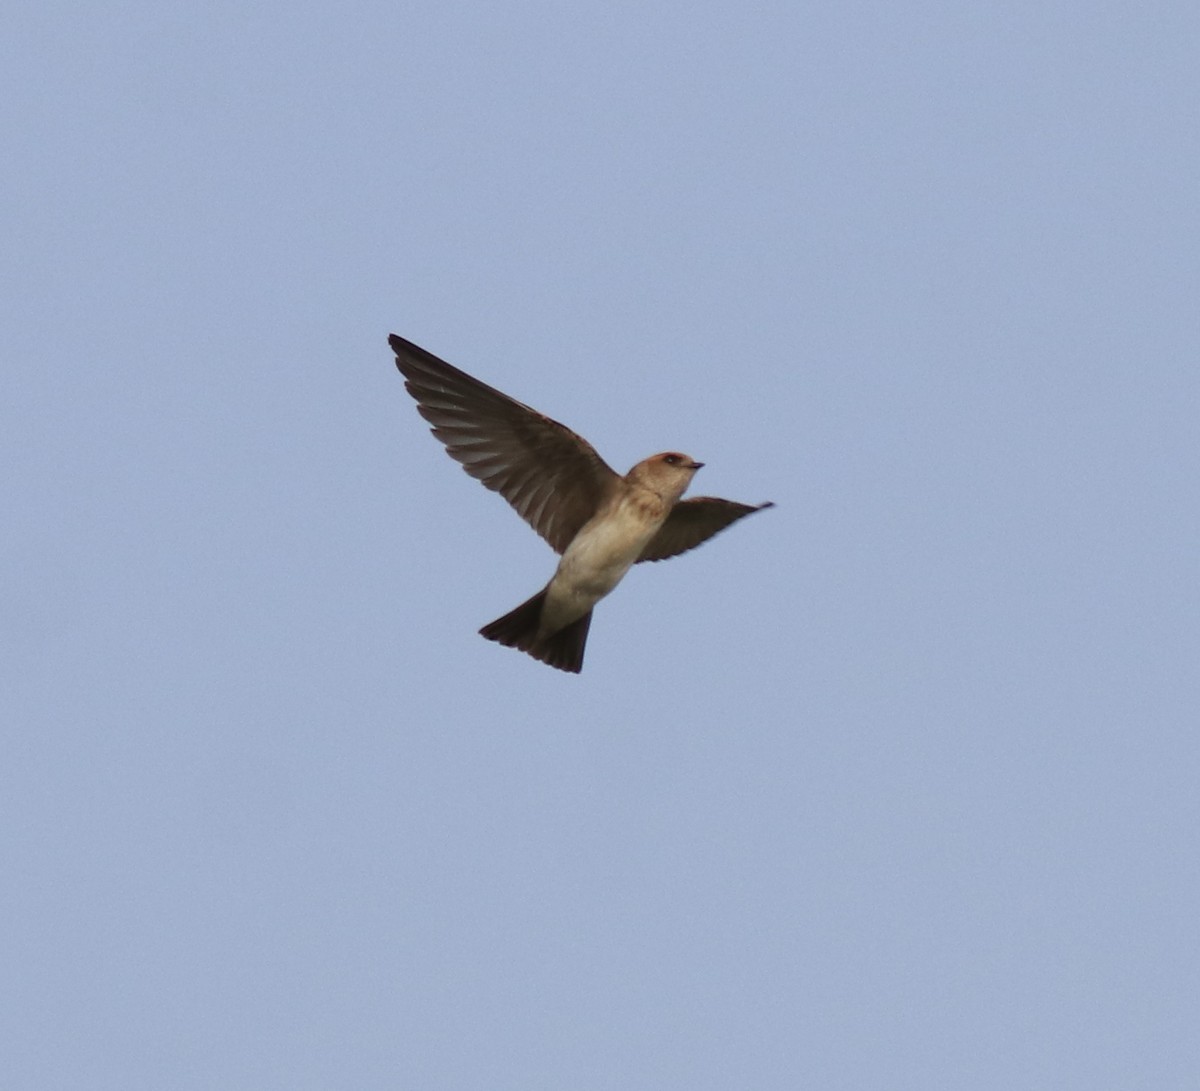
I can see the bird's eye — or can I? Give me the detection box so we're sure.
[663,454,679,465]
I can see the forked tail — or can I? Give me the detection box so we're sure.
[480,590,592,673]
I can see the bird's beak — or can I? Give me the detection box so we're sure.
[689,461,704,470]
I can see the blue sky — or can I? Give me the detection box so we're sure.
[4,1,1198,1087]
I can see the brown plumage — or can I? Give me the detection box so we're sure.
[391,334,773,672]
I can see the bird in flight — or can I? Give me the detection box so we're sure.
[390,333,773,673]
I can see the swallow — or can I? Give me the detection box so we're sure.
[390,333,773,673]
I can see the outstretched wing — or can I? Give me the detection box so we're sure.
[391,334,619,554]
[637,498,775,563]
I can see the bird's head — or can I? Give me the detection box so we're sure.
[627,451,704,502]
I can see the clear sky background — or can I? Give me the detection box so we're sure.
[4,1,1198,1087]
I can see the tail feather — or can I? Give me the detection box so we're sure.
[479,590,592,674]
[539,611,592,673]
[479,589,545,650]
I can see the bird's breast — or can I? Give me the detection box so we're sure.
[553,492,668,599]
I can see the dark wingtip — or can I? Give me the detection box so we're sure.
[389,333,422,372]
